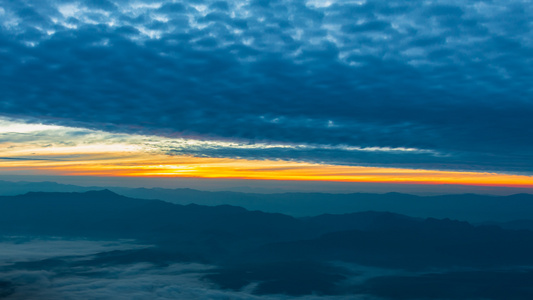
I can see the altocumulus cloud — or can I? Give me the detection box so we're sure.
[0,0,532,173]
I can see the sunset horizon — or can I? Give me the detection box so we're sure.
[1,1,532,299]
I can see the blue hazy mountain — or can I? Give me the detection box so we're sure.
[2,180,533,222]
[0,180,99,194]
[2,190,533,299]
[88,188,533,222]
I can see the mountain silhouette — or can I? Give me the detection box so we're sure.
[1,190,533,269]
[2,190,533,298]
[3,180,533,222]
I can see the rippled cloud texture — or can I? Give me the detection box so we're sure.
[1,0,532,173]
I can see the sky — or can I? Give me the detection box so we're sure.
[0,0,532,192]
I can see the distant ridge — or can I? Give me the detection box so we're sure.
[1,180,533,222]
[109,188,533,222]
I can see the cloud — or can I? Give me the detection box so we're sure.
[0,237,150,264]
[2,265,365,300]
[0,157,63,161]
[1,116,531,175]
[0,238,365,300]
[0,0,532,173]
[4,237,530,300]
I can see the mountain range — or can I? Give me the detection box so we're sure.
[1,180,533,222]
[2,189,533,298]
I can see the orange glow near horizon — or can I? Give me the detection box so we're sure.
[1,151,532,188]
[0,117,531,188]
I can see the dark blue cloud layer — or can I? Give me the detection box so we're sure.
[1,0,532,173]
